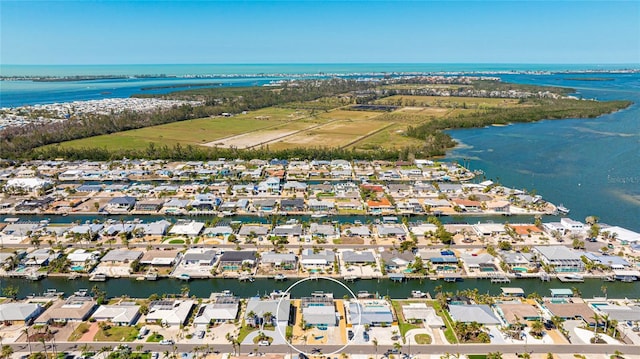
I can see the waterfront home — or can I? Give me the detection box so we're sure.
[495,302,542,328]
[181,249,217,266]
[260,252,298,271]
[252,199,277,213]
[1,222,43,242]
[387,183,412,197]
[486,200,511,214]
[4,177,53,195]
[309,223,339,240]
[301,293,337,328]
[218,250,257,271]
[380,250,415,273]
[245,297,291,327]
[448,304,501,325]
[280,198,305,212]
[366,197,395,215]
[218,199,249,213]
[335,199,364,212]
[134,199,165,213]
[348,299,394,327]
[601,225,640,244]
[402,303,445,328]
[307,199,335,212]
[341,250,376,266]
[193,295,240,325]
[460,253,497,273]
[582,252,630,270]
[533,246,584,272]
[24,248,60,266]
[271,224,303,241]
[300,248,335,270]
[451,198,482,212]
[35,294,97,324]
[282,181,307,195]
[161,198,190,214]
[133,220,172,237]
[67,249,100,270]
[67,223,104,236]
[103,223,136,237]
[140,249,181,267]
[256,177,281,194]
[375,224,407,239]
[342,224,371,238]
[238,224,270,240]
[92,303,141,326]
[106,196,136,212]
[169,220,205,237]
[0,302,44,325]
[500,252,535,272]
[419,250,459,269]
[396,198,424,214]
[146,299,196,326]
[189,194,220,212]
[14,197,54,212]
[100,249,143,264]
[588,301,640,324]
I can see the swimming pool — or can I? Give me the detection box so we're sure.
[550,298,569,304]
[512,267,528,273]
[71,265,84,271]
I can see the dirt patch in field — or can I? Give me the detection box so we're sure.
[202,129,300,149]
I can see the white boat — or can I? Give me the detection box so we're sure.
[89,273,107,282]
[274,274,287,281]
[558,274,584,282]
[411,290,427,298]
[311,214,328,218]
[556,204,570,215]
[357,291,372,298]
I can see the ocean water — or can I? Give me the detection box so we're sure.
[0,64,638,231]
[447,73,640,232]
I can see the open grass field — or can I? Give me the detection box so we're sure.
[266,118,390,150]
[50,107,310,150]
[376,95,521,108]
[315,109,381,121]
[348,122,425,150]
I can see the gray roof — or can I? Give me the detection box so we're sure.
[272,224,303,236]
[342,250,376,263]
[261,252,297,264]
[253,199,277,207]
[0,303,43,321]
[380,250,415,265]
[310,223,338,236]
[534,246,581,261]
[448,304,501,325]
[238,224,270,236]
[349,302,394,325]
[245,298,290,322]
[301,249,335,263]
[183,250,217,262]
[101,249,143,262]
[376,224,407,236]
[303,305,336,325]
[219,251,257,263]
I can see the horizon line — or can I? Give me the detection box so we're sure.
[3,62,640,67]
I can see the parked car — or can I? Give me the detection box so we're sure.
[258,340,270,346]
[159,339,175,345]
[196,330,205,339]
[347,330,354,340]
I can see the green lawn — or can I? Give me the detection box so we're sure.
[68,322,91,341]
[391,300,422,338]
[95,325,140,342]
[237,325,258,343]
[146,332,164,342]
[414,333,432,344]
[432,301,458,344]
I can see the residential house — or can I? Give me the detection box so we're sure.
[309,223,339,240]
[92,303,141,326]
[402,303,444,328]
[341,250,376,265]
[300,249,335,270]
[140,249,181,267]
[169,220,205,237]
[106,196,136,212]
[0,303,44,325]
[146,299,196,326]
[271,224,303,241]
[380,250,415,272]
[375,224,407,239]
[301,293,336,328]
[194,296,240,325]
[218,251,257,271]
[260,252,298,270]
[181,249,217,266]
[244,297,291,327]
[348,299,394,326]
[280,198,305,212]
[533,246,584,272]
[448,304,501,325]
[35,294,97,324]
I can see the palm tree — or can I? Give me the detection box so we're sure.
[372,338,378,359]
[602,313,610,335]
[22,328,32,355]
[487,352,503,359]
[39,337,47,359]
[530,320,545,338]
[0,345,13,359]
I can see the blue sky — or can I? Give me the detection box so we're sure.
[1,1,638,65]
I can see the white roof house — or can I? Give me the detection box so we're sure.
[448,304,501,325]
[193,297,240,325]
[169,220,204,237]
[146,299,196,326]
[602,226,640,243]
[0,303,44,323]
[5,178,52,191]
[402,303,444,328]
[92,304,141,326]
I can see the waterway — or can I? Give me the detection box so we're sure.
[5,277,638,300]
[447,72,640,232]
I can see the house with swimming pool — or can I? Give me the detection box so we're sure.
[218,250,257,272]
[533,246,584,272]
[301,292,337,329]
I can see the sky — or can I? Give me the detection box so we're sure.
[1,1,639,65]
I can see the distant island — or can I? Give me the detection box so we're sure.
[564,77,614,81]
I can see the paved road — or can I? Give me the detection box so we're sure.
[9,342,640,356]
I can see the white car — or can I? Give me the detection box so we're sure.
[159,339,175,345]
[258,340,270,346]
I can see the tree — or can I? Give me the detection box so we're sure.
[372,338,378,359]
[2,285,18,300]
[530,320,545,338]
[0,345,13,359]
[487,352,503,359]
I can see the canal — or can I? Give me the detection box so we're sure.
[5,277,639,300]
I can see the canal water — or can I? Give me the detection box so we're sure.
[5,277,638,300]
